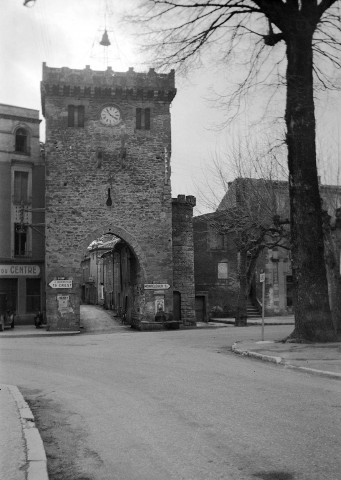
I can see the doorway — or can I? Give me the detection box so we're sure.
[173,291,181,322]
[195,294,207,322]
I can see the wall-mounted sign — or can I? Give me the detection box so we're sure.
[57,294,74,316]
[0,265,40,277]
[144,283,170,290]
[49,280,73,289]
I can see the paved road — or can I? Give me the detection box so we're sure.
[0,312,340,480]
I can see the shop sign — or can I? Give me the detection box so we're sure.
[0,264,40,277]
[144,283,170,290]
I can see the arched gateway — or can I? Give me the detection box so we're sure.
[41,63,196,330]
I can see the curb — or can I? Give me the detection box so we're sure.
[212,320,294,326]
[8,385,49,480]
[283,364,341,380]
[232,343,341,380]
[232,343,282,364]
[0,330,81,339]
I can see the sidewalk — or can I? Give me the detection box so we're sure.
[211,315,295,325]
[0,384,48,480]
[0,325,81,338]
[232,340,341,379]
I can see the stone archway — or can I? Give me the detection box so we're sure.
[81,224,148,327]
[81,224,148,283]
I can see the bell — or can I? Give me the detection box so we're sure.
[100,30,111,47]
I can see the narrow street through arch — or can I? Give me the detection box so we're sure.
[80,304,132,334]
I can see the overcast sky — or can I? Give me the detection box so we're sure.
[1,0,341,214]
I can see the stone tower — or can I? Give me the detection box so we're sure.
[41,63,182,330]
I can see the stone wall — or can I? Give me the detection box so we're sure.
[193,213,239,317]
[172,195,196,325]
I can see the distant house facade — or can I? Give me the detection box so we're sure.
[194,177,341,320]
[0,104,45,324]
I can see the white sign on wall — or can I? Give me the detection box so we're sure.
[49,280,73,289]
[144,283,170,290]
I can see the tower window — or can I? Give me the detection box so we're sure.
[136,108,150,130]
[14,171,29,204]
[15,128,28,153]
[68,105,85,127]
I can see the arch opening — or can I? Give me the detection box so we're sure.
[15,127,29,153]
[79,227,146,328]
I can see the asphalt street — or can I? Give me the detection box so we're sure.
[0,312,340,480]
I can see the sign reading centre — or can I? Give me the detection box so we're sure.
[0,265,40,277]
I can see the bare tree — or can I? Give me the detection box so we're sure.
[129,0,341,341]
[197,143,290,325]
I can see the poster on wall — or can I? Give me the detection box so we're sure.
[155,297,164,314]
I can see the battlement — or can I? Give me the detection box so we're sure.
[172,195,196,208]
[41,63,176,110]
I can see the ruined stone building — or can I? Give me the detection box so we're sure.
[41,63,196,331]
[0,104,45,325]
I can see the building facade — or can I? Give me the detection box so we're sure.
[194,178,341,320]
[42,63,196,330]
[0,104,45,324]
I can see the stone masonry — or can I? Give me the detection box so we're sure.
[172,195,197,325]
[41,63,195,330]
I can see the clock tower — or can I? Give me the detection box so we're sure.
[41,63,196,330]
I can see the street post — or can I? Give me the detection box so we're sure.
[260,271,265,341]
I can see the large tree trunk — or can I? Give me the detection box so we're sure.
[285,30,336,342]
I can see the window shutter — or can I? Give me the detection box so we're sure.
[14,172,28,203]
[78,106,85,127]
[144,108,150,130]
[136,108,142,129]
[68,105,75,127]
[14,172,21,203]
[21,172,28,203]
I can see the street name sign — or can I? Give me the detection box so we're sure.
[49,280,73,289]
[144,283,170,290]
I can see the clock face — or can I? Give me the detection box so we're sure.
[100,106,121,126]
